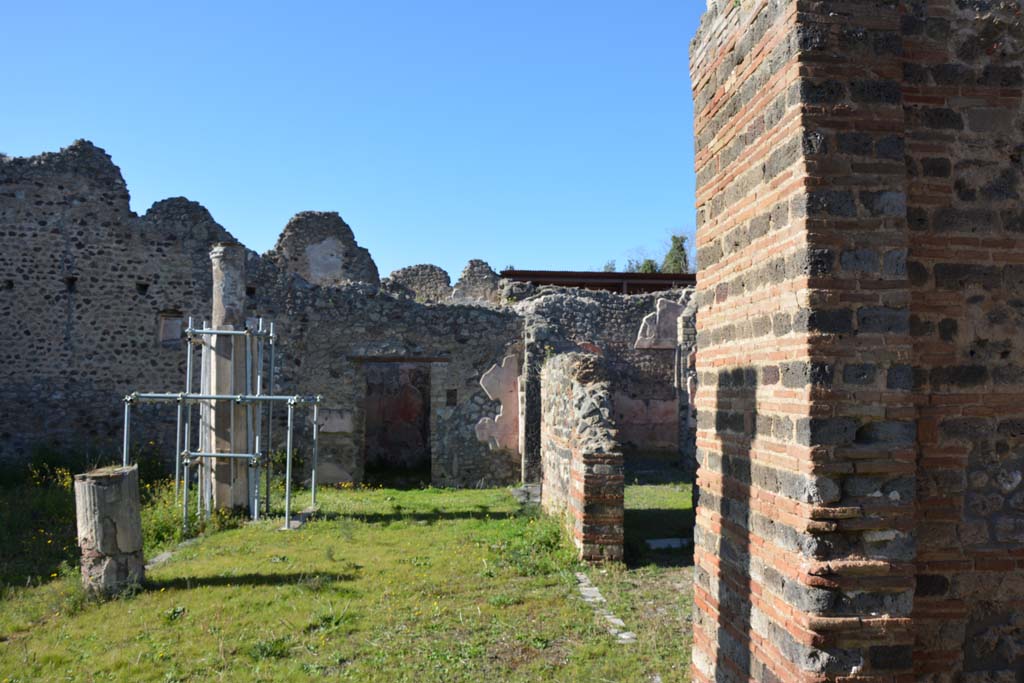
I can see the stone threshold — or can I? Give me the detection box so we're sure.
[644,537,690,550]
[574,571,637,644]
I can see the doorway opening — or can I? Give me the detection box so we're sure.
[363,361,432,488]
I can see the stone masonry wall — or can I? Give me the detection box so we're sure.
[678,297,699,478]
[245,258,523,487]
[0,141,234,459]
[692,2,855,676]
[380,264,453,303]
[692,1,1024,681]
[540,352,624,562]
[515,287,688,481]
[265,211,379,287]
[451,259,501,305]
[0,141,520,489]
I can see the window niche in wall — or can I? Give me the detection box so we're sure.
[157,310,184,347]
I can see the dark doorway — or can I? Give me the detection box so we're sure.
[364,362,431,487]
[622,450,695,568]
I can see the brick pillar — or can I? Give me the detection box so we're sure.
[691,1,915,680]
[209,242,250,510]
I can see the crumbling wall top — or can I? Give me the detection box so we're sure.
[381,264,452,303]
[451,259,501,305]
[266,211,380,287]
[141,197,237,244]
[0,139,128,193]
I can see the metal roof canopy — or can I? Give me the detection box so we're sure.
[500,269,695,294]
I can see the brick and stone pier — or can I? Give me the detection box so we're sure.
[691,0,1024,680]
[540,352,625,562]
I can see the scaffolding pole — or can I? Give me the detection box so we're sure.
[121,399,130,467]
[122,316,320,534]
[284,400,295,530]
[253,320,264,520]
[200,320,211,520]
[311,401,320,508]
[266,322,276,516]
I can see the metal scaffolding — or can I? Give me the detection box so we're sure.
[122,316,322,531]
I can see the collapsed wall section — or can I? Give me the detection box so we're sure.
[540,352,624,561]
[0,141,522,489]
[380,264,453,303]
[517,287,687,481]
[245,257,523,487]
[0,141,235,460]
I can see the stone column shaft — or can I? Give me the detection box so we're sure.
[209,242,249,510]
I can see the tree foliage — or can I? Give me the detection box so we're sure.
[625,258,660,273]
[638,258,659,273]
[661,235,691,273]
[608,232,692,274]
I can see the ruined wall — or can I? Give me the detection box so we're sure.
[0,141,233,459]
[380,264,453,303]
[636,290,699,475]
[0,142,521,489]
[245,258,522,487]
[265,211,379,287]
[515,287,688,481]
[451,259,501,305]
[540,352,624,561]
[691,0,1024,681]
[678,297,699,477]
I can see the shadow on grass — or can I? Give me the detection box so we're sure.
[624,507,695,569]
[622,451,695,569]
[0,484,77,587]
[312,509,517,525]
[146,570,359,591]
[363,464,432,490]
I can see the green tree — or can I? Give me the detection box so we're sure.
[661,235,691,273]
[638,258,660,273]
[626,258,660,273]
[602,260,616,272]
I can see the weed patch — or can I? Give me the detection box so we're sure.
[248,635,292,660]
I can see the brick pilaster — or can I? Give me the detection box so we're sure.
[691,1,917,679]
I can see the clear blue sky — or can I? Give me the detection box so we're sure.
[3,1,703,278]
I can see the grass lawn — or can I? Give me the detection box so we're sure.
[1,467,694,682]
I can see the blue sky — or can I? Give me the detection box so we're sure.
[3,1,703,278]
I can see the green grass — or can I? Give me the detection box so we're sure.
[624,482,695,564]
[0,481,695,682]
[578,473,695,682]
